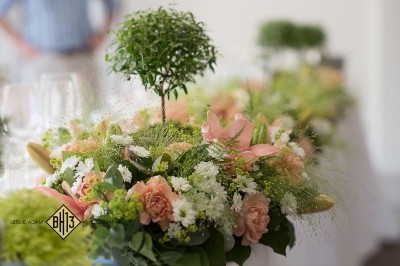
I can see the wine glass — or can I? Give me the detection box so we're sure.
[0,83,43,192]
[39,72,82,129]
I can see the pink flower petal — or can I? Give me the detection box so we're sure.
[240,151,259,167]
[249,144,278,157]
[202,111,224,142]
[34,186,86,220]
[222,118,253,151]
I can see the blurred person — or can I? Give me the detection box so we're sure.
[0,0,117,109]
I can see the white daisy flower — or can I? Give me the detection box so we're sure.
[71,177,83,194]
[118,164,132,183]
[194,161,219,179]
[167,223,182,238]
[59,155,80,174]
[234,175,257,194]
[91,204,107,218]
[230,192,243,212]
[170,176,192,192]
[110,135,133,146]
[172,199,196,227]
[45,172,60,187]
[75,157,95,178]
[129,145,151,158]
[281,192,298,215]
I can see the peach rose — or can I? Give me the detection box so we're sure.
[78,171,104,201]
[234,192,270,245]
[131,176,179,231]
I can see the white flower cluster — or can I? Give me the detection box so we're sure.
[129,145,151,158]
[194,161,219,179]
[233,175,257,194]
[270,126,290,145]
[170,176,192,192]
[45,155,81,187]
[110,134,133,146]
[118,164,132,183]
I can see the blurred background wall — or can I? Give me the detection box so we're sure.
[0,0,399,237]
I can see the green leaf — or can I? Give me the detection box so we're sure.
[187,247,210,266]
[170,252,201,266]
[108,224,126,249]
[61,168,75,185]
[104,165,124,187]
[94,182,117,193]
[226,238,251,266]
[160,251,183,265]
[202,229,225,266]
[151,153,172,173]
[129,231,157,262]
[259,215,296,256]
[130,159,154,176]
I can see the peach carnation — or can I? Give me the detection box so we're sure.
[234,192,270,245]
[131,176,179,231]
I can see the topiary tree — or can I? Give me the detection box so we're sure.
[298,25,325,48]
[257,20,301,50]
[106,7,217,123]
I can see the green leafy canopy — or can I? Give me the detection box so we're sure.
[106,7,217,100]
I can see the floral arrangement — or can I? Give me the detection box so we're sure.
[179,64,353,156]
[26,108,334,265]
[0,189,91,266]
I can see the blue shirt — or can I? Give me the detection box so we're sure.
[0,0,116,52]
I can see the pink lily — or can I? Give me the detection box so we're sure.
[202,111,278,167]
[34,182,94,221]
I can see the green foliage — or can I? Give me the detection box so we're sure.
[298,25,325,47]
[42,127,72,149]
[258,21,301,49]
[0,190,91,266]
[107,7,217,100]
[260,206,295,256]
[226,237,251,266]
[258,20,326,49]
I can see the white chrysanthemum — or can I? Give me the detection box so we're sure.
[129,145,151,158]
[45,172,60,187]
[71,177,83,194]
[167,223,182,238]
[91,204,107,218]
[289,142,305,158]
[234,175,257,194]
[75,157,95,178]
[172,199,196,227]
[110,135,133,146]
[230,192,243,212]
[281,192,298,215]
[205,195,226,220]
[206,143,227,162]
[194,161,219,179]
[118,164,132,183]
[170,176,192,192]
[59,155,80,174]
